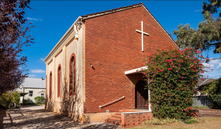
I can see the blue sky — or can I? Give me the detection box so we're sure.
[22,1,221,79]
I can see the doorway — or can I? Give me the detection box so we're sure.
[135,80,148,109]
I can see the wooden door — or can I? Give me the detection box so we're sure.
[135,81,148,109]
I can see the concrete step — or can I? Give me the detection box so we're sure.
[106,117,121,125]
[105,111,123,125]
[108,117,121,121]
[115,112,121,115]
[111,114,121,118]
[119,109,136,112]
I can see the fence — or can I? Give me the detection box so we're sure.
[192,96,212,107]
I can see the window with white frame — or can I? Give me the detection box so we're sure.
[41,93,44,97]
[29,91,33,97]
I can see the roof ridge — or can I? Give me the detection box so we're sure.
[199,78,216,86]
[81,2,143,20]
[80,2,179,48]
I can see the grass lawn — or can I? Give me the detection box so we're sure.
[130,117,221,129]
[192,106,209,109]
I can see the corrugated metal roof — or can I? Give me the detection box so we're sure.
[197,78,204,86]
[21,78,46,89]
[199,78,216,86]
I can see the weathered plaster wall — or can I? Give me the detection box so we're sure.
[23,88,46,103]
[45,22,85,121]
[46,59,55,111]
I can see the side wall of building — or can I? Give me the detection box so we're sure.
[84,6,178,113]
[45,23,85,120]
[23,88,46,103]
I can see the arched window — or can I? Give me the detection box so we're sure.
[69,54,76,95]
[57,65,62,97]
[49,72,52,99]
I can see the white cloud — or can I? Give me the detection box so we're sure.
[202,58,221,78]
[203,58,221,70]
[203,63,214,69]
[40,58,44,61]
[31,69,46,73]
[38,58,45,63]
[216,63,221,69]
[27,17,43,21]
[203,69,221,78]
[28,74,36,77]
[195,10,201,12]
[209,58,220,65]
[208,58,221,69]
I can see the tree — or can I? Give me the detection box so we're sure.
[202,78,221,108]
[0,0,33,96]
[0,91,20,108]
[174,0,221,54]
[145,48,204,119]
[202,0,221,18]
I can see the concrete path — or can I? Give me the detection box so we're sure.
[20,105,45,110]
[2,105,120,129]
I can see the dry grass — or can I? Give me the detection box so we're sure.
[130,117,221,129]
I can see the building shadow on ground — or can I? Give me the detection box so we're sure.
[82,123,119,129]
[3,109,80,129]
[3,108,121,129]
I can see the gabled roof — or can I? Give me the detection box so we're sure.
[198,78,204,86]
[199,78,216,86]
[81,3,143,20]
[44,3,179,62]
[81,2,179,49]
[197,78,216,89]
[21,78,46,89]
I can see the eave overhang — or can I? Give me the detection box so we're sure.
[124,66,148,75]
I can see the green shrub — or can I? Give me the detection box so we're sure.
[202,78,221,108]
[145,48,205,119]
[0,91,20,108]
[184,117,198,124]
[212,94,221,107]
[192,106,209,109]
[34,96,45,104]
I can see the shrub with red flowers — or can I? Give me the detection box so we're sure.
[145,48,205,119]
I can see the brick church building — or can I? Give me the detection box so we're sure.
[44,3,178,124]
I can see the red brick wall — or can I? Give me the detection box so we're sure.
[84,6,178,113]
[121,112,153,128]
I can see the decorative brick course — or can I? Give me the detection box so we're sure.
[191,109,199,118]
[105,109,153,128]
[121,112,153,128]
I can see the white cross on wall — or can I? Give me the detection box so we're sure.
[136,21,149,52]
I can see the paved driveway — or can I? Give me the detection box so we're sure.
[199,109,221,117]
[2,105,120,129]
[20,105,45,110]
[2,107,221,129]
